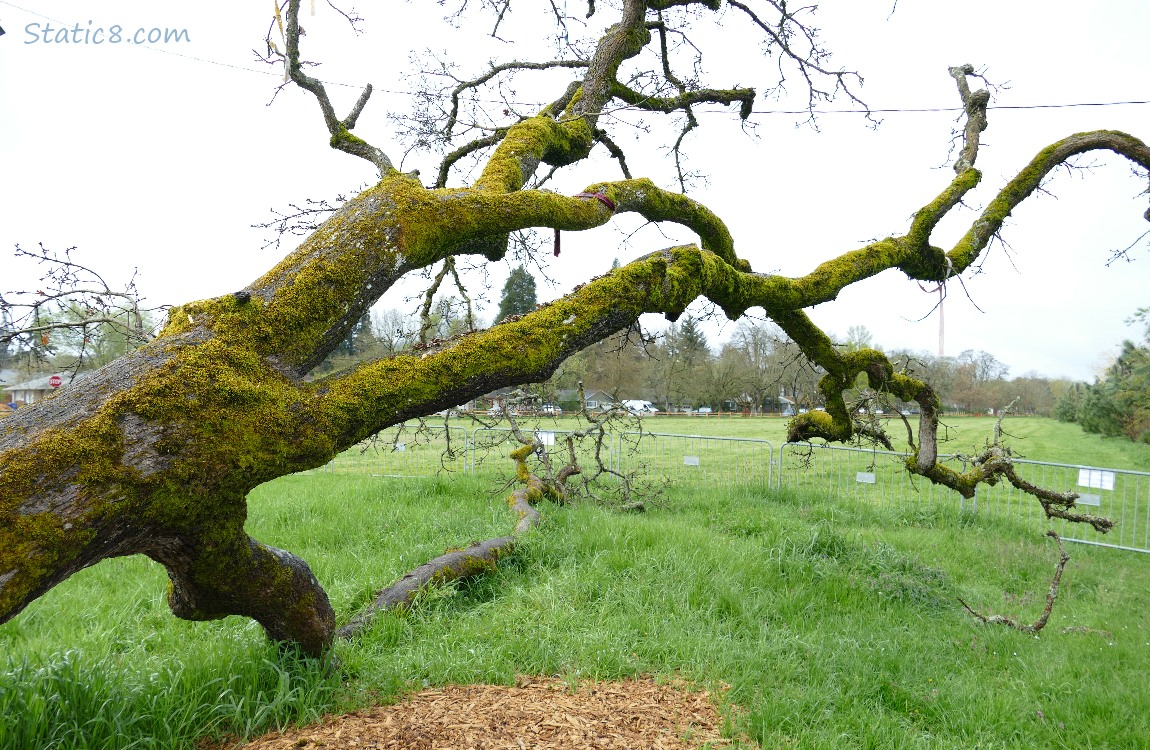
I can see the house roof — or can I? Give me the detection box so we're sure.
[556,388,616,401]
[1,372,88,393]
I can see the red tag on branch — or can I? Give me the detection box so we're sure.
[555,192,616,257]
[573,192,617,211]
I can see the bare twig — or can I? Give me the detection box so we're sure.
[727,0,868,122]
[959,532,1071,634]
[2,244,157,370]
[443,59,589,138]
[251,192,352,251]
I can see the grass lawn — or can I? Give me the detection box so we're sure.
[3,418,1149,749]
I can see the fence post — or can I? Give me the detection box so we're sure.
[767,444,774,489]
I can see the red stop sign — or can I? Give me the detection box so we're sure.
[48,375,62,388]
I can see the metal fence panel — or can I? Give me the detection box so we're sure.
[618,432,774,488]
[314,427,1146,554]
[465,428,775,488]
[776,442,1150,553]
[320,425,774,489]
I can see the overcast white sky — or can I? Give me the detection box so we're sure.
[1,0,1147,381]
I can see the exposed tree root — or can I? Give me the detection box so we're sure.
[337,442,556,640]
[958,531,1071,634]
[337,402,641,639]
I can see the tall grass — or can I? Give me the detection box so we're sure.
[3,444,1149,748]
[0,643,335,750]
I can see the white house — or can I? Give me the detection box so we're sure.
[1,372,82,407]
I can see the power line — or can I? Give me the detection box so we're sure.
[133,46,361,88]
[87,43,1150,114]
[4,1,1147,113]
[745,101,1150,115]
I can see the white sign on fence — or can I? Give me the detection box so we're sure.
[536,431,555,446]
[1077,493,1102,507]
[683,456,701,466]
[855,472,877,484]
[1077,469,1116,491]
[395,443,406,452]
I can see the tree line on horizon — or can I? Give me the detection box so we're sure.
[3,265,1137,430]
[1055,308,1150,443]
[543,317,1080,417]
[259,302,1085,419]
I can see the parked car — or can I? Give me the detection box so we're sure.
[540,404,563,416]
[622,399,659,415]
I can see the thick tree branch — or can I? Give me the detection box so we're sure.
[281,0,396,174]
[594,129,634,178]
[947,130,1150,272]
[472,114,596,192]
[465,0,655,191]
[436,129,509,188]
[610,81,755,120]
[156,530,335,657]
[418,261,454,345]
[571,0,651,124]
[336,442,554,639]
[949,64,991,174]
[584,178,743,267]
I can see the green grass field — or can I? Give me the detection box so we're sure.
[3,418,1150,749]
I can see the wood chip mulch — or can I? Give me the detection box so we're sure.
[225,675,751,749]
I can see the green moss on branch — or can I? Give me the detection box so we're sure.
[474,115,595,193]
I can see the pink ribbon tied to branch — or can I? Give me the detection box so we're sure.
[554,192,617,256]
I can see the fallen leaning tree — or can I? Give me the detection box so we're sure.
[2,1,1147,657]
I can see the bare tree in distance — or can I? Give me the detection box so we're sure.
[2,1,1147,657]
[1,244,158,378]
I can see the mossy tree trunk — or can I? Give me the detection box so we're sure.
[2,2,1148,656]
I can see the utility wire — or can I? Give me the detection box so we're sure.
[744,101,1150,115]
[4,1,1148,112]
